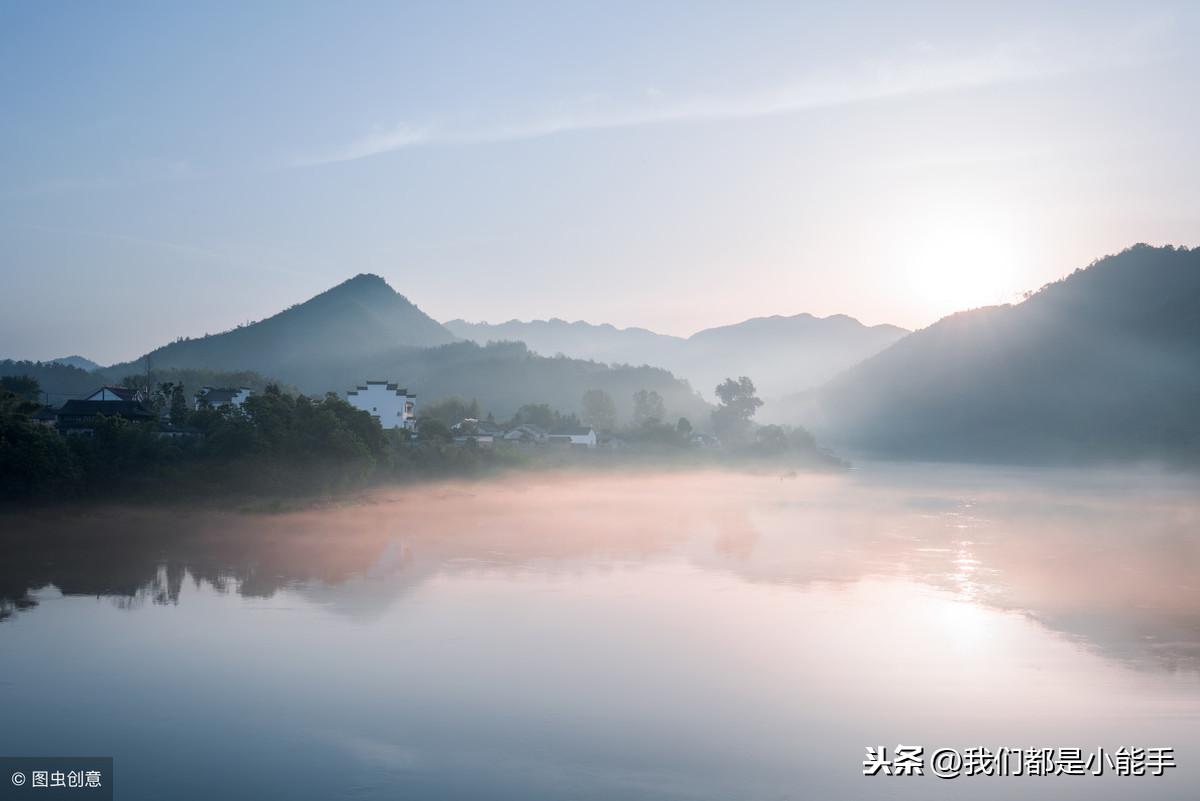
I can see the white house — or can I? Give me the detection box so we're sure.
[195,386,252,410]
[346,381,416,430]
[85,386,144,402]
[547,425,597,448]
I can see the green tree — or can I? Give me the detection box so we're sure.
[416,418,452,442]
[581,389,617,432]
[754,424,789,454]
[632,389,665,426]
[711,376,762,444]
[0,397,79,499]
[0,375,41,402]
[169,384,189,425]
[676,417,693,436]
[511,403,557,429]
[421,396,481,426]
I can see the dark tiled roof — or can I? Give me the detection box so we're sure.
[198,387,244,404]
[349,382,412,397]
[57,400,156,421]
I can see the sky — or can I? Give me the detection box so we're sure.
[2,0,1199,364]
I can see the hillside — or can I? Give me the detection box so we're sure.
[279,340,711,423]
[101,276,708,424]
[445,312,907,399]
[0,360,101,404]
[50,355,102,371]
[108,274,457,376]
[802,244,1200,464]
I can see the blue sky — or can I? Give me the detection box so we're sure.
[3,1,1199,363]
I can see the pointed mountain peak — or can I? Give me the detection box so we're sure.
[331,273,394,294]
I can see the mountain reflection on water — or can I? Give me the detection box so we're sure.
[3,466,1198,672]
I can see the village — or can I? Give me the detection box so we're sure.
[2,365,833,503]
[25,378,724,450]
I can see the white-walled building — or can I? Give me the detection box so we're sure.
[547,425,597,448]
[346,381,416,430]
[195,386,252,410]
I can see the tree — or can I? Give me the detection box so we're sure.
[632,389,665,426]
[711,376,762,443]
[169,384,189,425]
[0,375,40,403]
[754,424,789,454]
[581,389,617,432]
[676,417,693,436]
[511,403,557,430]
[421,396,481,426]
[0,388,79,499]
[416,418,452,442]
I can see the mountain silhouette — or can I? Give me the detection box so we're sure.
[49,355,102,372]
[445,312,907,399]
[108,273,457,376]
[799,244,1200,463]
[98,275,709,422]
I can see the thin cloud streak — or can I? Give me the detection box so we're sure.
[292,24,1165,168]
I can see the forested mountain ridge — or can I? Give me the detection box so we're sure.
[445,311,907,399]
[107,273,457,377]
[85,275,710,423]
[802,244,1200,464]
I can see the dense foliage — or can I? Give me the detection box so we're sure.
[0,382,535,503]
[1,371,839,504]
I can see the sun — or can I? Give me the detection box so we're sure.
[898,210,1025,321]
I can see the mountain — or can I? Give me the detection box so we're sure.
[0,360,100,404]
[108,274,457,376]
[797,244,1200,464]
[445,313,908,401]
[684,314,909,400]
[444,318,683,367]
[295,340,711,424]
[49,355,101,372]
[103,275,708,423]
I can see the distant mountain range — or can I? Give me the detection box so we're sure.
[786,244,1200,464]
[99,274,711,423]
[8,244,1198,464]
[445,313,908,399]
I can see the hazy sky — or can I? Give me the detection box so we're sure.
[3,1,1199,364]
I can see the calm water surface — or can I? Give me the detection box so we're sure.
[2,466,1198,800]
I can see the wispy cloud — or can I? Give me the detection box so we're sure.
[290,22,1168,168]
[292,125,431,167]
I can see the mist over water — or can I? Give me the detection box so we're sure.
[2,466,1198,800]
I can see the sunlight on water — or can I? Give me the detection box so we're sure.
[2,466,1198,800]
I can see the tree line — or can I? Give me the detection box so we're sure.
[0,373,839,504]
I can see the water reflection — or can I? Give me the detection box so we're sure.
[3,467,1198,671]
[2,467,1200,801]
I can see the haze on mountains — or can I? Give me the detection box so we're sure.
[445,312,907,400]
[785,244,1200,465]
[98,274,710,423]
[6,244,1198,466]
[49,355,102,372]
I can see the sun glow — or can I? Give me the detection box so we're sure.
[897,207,1027,321]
